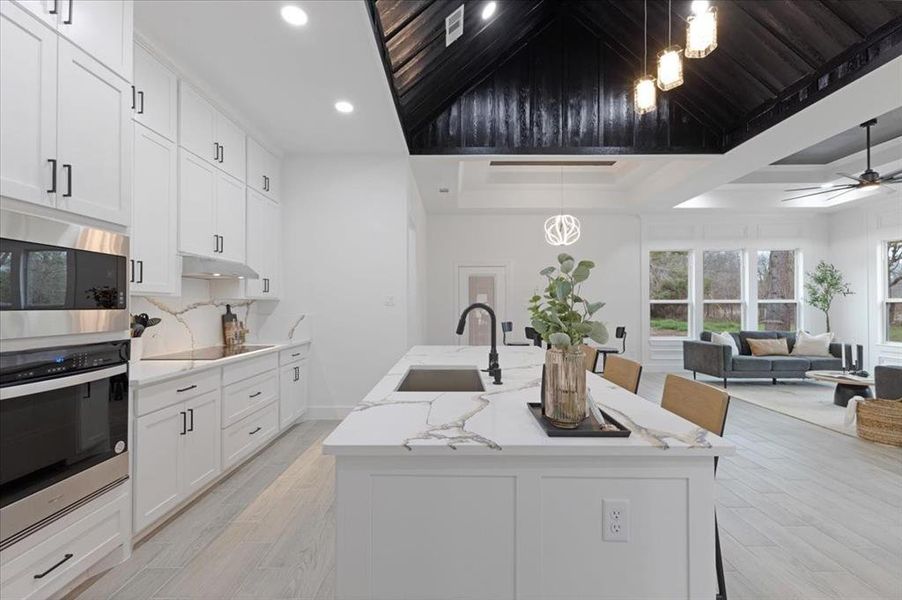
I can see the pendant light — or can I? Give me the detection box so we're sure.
[634,0,656,115]
[656,0,684,91]
[686,0,717,59]
[544,167,581,246]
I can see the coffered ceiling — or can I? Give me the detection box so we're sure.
[369,0,902,155]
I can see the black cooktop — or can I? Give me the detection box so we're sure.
[143,345,274,361]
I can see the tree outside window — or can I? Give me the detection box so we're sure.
[757,250,797,331]
[649,250,690,337]
[887,240,902,343]
[703,250,742,332]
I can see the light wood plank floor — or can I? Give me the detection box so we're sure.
[68,373,901,600]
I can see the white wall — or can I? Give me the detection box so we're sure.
[426,214,642,359]
[407,167,428,347]
[828,197,902,369]
[257,155,418,417]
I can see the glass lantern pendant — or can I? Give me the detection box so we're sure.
[544,214,581,246]
[634,75,657,115]
[656,45,684,91]
[686,6,717,58]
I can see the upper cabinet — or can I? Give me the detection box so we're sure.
[133,43,177,141]
[247,137,280,201]
[245,189,281,299]
[179,83,245,182]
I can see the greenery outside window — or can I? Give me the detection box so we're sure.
[703,250,742,332]
[757,250,797,331]
[650,250,690,337]
[886,240,902,344]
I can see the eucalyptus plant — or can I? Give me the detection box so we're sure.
[804,260,853,333]
[528,253,609,349]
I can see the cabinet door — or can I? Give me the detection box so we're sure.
[57,0,132,80]
[0,2,57,207]
[297,359,308,416]
[57,39,131,225]
[279,363,298,429]
[134,43,177,141]
[182,390,221,495]
[214,172,246,263]
[179,82,217,165]
[216,114,245,182]
[244,189,267,298]
[265,152,280,201]
[178,149,217,258]
[264,197,281,298]
[11,0,59,28]
[132,123,178,295]
[134,403,184,532]
[246,137,267,196]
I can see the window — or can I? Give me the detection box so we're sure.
[886,240,902,343]
[757,250,797,331]
[649,250,690,337]
[703,250,742,332]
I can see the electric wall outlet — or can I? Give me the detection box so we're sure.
[602,499,630,542]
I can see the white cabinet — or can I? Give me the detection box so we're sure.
[178,150,245,262]
[244,189,281,299]
[56,0,133,81]
[133,388,221,533]
[179,82,245,181]
[13,0,60,28]
[132,123,178,295]
[0,1,57,207]
[279,360,307,430]
[247,137,279,201]
[133,43,177,141]
[56,38,131,225]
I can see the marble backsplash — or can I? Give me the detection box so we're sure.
[131,279,308,357]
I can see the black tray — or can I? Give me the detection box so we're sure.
[527,402,631,437]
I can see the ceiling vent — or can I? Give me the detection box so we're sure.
[445,5,464,47]
[489,160,618,167]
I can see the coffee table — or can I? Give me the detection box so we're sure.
[805,370,875,407]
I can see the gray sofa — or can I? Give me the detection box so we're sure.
[683,331,859,387]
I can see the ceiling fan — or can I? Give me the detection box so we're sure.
[783,118,902,202]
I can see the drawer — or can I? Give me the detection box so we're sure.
[221,402,278,469]
[222,353,278,386]
[135,369,220,417]
[0,491,127,600]
[222,370,278,427]
[279,344,310,365]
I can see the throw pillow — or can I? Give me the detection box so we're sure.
[747,338,790,356]
[791,331,834,357]
[710,331,739,355]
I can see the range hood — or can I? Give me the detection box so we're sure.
[181,255,260,280]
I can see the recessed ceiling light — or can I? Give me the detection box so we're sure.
[334,100,354,114]
[281,5,308,26]
[481,1,497,20]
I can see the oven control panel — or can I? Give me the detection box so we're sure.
[0,340,129,386]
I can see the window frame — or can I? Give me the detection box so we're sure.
[701,248,744,334]
[648,249,693,340]
[883,239,902,346]
[755,248,800,332]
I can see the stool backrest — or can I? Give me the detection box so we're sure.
[602,355,642,394]
[661,374,730,437]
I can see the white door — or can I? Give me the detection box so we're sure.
[13,0,60,27]
[279,362,298,429]
[0,2,57,207]
[134,43,177,141]
[182,390,221,495]
[132,123,177,295]
[134,403,183,532]
[179,82,217,165]
[216,114,245,182]
[178,149,216,258]
[214,172,246,263]
[57,39,131,225]
[456,265,507,346]
[244,189,267,297]
[57,0,132,81]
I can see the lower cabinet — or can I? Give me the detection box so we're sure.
[133,389,221,533]
[280,359,308,430]
[222,401,278,470]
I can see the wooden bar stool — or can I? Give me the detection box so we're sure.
[601,355,643,394]
[580,344,600,373]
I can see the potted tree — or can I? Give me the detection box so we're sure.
[529,253,609,428]
[804,261,853,333]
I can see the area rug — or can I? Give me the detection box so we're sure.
[696,376,857,437]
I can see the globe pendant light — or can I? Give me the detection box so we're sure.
[544,167,581,246]
[634,0,656,115]
[656,0,684,91]
[686,0,717,59]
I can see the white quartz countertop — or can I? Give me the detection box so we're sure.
[129,339,311,387]
[322,345,735,457]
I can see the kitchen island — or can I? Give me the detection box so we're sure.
[323,345,734,600]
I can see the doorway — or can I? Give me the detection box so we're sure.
[456,264,507,346]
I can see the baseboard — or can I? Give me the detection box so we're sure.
[305,405,353,420]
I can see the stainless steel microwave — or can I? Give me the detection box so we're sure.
[0,210,129,340]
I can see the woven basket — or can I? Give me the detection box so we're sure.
[856,398,902,447]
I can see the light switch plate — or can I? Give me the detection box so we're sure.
[603,499,630,542]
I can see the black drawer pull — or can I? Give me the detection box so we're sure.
[49,0,58,15]
[62,163,72,197]
[47,158,57,193]
[138,90,145,114]
[177,384,197,393]
[180,411,187,435]
[249,426,262,435]
[249,391,262,398]
[34,553,73,579]
[187,408,194,432]
[63,0,72,24]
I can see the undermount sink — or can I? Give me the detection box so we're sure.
[395,366,486,392]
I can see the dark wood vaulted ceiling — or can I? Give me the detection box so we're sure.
[367,0,902,155]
